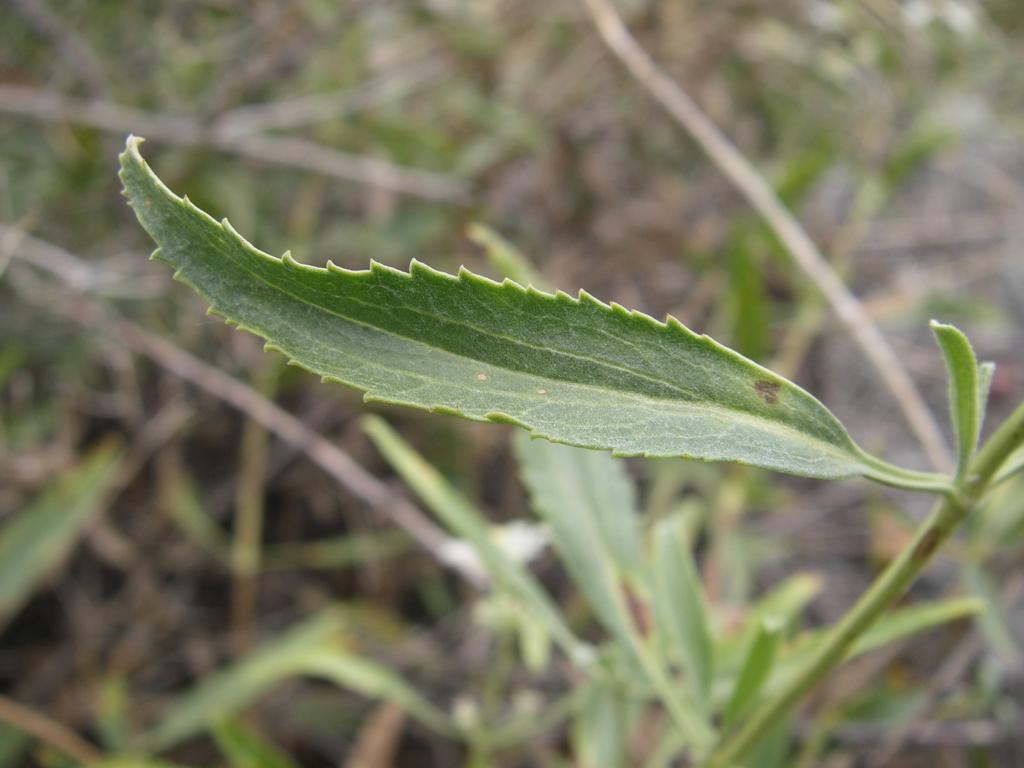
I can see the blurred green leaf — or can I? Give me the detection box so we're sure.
[211,719,300,768]
[515,433,714,750]
[992,446,1023,488]
[0,440,122,627]
[362,415,584,661]
[466,222,543,288]
[715,573,822,677]
[141,607,454,751]
[139,610,348,751]
[723,617,783,728]
[299,648,456,737]
[849,597,983,654]
[762,597,984,701]
[930,320,982,476]
[573,679,630,768]
[964,565,1021,666]
[650,513,714,708]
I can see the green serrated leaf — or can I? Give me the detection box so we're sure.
[930,320,982,477]
[119,137,947,491]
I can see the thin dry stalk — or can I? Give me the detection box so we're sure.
[580,0,951,470]
[0,695,102,766]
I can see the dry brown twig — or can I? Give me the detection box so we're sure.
[579,0,951,471]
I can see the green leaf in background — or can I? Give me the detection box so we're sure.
[650,513,714,709]
[119,137,947,490]
[514,432,714,751]
[0,440,122,628]
[140,608,456,752]
[963,565,1022,666]
[297,648,456,737]
[714,573,822,679]
[573,679,630,768]
[930,320,986,477]
[139,611,348,751]
[514,430,644,625]
[211,719,301,768]
[466,222,543,288]
[361,415,584,662]
[758,597,984,704]
[722,617,782,728]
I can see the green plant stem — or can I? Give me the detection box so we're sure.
[702,398,1024,767]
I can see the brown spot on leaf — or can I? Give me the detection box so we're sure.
[754,379,780,405]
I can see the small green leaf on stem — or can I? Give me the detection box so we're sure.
[930,320,983,478]
[722,617,782,729]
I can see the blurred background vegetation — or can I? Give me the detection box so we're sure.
[1,0,1024,766]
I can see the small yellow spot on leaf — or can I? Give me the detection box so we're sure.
[476,372,488,382]
[536,388,547,395]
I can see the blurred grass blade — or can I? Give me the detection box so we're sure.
[142,606,455,749]
[992,446,1023,487]
[466,222,543,287]
[165,474,410,571]
[723,617,782,728]
[930,321,981,477]
[715,573,821,676]
[163,474,229,558]
[139,610,347,750]
[963,566,1022,666]
[298,649,456,737]
[761,597,984,701]
[361,415,584,661]
[211,719,301,768]
[514,433,641,637]
[650,513,713,707]
[848,596,983,655]
[514,432,713,750]
[263,530,410,571]
[120,137,948,489]
[573,680,629,768]
[0,440,122,627]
